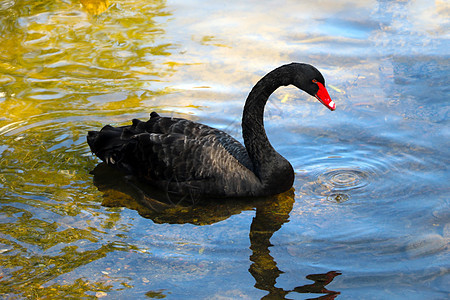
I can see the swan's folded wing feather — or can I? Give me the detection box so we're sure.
[88,115,259,196]
[131,132,218,182]
[142,115,254,172]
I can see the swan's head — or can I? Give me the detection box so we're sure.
[292,63,336,111]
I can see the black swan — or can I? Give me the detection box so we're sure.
[87,63,335,198]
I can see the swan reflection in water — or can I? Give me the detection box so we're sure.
[92,163,341,299]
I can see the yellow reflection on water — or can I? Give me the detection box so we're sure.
[0,0,176,128]
[0,0,178,297]
[80,0,110,15]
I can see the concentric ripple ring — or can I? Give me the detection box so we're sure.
[319,168,370,191]
[317,168,373,203]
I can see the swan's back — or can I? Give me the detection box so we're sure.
[87,112,261,197]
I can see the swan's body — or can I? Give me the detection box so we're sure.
[87,63,335,198]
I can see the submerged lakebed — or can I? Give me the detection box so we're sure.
[0,0,448,299]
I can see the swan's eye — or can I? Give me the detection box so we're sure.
[312,79,318,83]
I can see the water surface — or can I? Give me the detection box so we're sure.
[0,0,449,299]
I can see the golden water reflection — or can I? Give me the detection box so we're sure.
[80,0,110,15]
[0,0,178,297]
[0,0,176,131]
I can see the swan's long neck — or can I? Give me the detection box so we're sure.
[242,65,295,184]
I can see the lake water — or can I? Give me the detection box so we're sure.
[0,0,449,299]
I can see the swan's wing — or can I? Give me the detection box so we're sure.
[88,114,254,178]
[128,129,254,183]
[129,131,210,182]
[139,113,254,172]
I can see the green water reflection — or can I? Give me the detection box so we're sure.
[0,0,175,125]
[0,0,179,297]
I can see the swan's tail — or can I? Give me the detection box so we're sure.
[87,113,161,173]
[88,125,143,176]
[87,125,130,165]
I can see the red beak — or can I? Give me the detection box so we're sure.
[315,81,336,111]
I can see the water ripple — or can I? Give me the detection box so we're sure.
[296,149,395,204]
[318,168,371,203]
